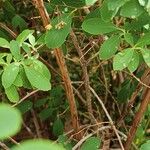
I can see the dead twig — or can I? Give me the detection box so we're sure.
[70,30,94,123]
[0,22,17,38]
[90,86,125,150]
[12,90,39,107]
[31,109,42,138]
[0,141,10,150]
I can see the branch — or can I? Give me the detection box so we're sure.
[0,141,10,150]
[0,22,17,38]
[70,30,94,122]
[124,87,150,149]
[90,86,125,150]
[32,0,81,138]
[117,68,150,127]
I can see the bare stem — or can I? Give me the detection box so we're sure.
[124,88,150,150]
[32,0,81,138]
[70,30,94,122]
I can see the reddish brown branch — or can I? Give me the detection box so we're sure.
[32,0,50,28]
[32,0,81,137]
[54,48,80,133]
[124,88,150,150]
[117,69,150,127]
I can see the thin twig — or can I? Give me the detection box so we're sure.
[117,69,150,126]
[124,70,150,89]
[31,109,42,138]
[8,137,20,145]
[70,30,94,122]
[72,126,111,150]
[90,86,125,150]
[12,90,39,107]
[0,141,10,150]
[0,22,17,38]
[22,121,35,137]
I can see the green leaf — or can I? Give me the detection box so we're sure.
[6,54,13,64]
[82,18,118,35]
[113,48,134,70]
[117,80,131,103]
[124,33,134,46]
[5,85,20,103]
[99,35,120,60]
[141,49,150,67]
[10,40,22,60]
[39,107,53,121]
[32,59,51,80]
[51,0,85,7]
[53,118,64,137]
[19,66,32,89]
[22,42,31,55]
[120,0,145,18]
[127,51,139,72]
[138,0,146,6]
[36,33,45,45]
[17,101,33,114]
[28,34,35,46]
[58,135,73,150]
[84,8,101,20]
[0,104,22,140]
[12,139,65,150]
[81,137,101,150]
[24,65,51,91]
[51,0,85,8]
[2,63,20,88]
[140,140,150,150]
[34,98,48,108]
[136,32,150,47]
[0,38,10,48]
[85,0,97,6]
[107,0,128,10]
[16,29,34,46]
[45,14,72,48]
[100,0,115,21]
[12,15,27,31]
[14,72,23,87]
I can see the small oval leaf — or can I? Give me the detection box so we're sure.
[0,104,22,140]
[127,51,139,72]
[120,0,144,18]
[5,85,20,103]
[16,29,34,46]
[45,14,72,48]
[99,35,120,60]
[82,18,118,35]
[12,139,65,150]
[113,48,134,71]
[0,38,10,48]
[10,40,22,60]
[141,49,150,67]
[24,65,51,91]
[81,137,101,150]
[140,140,150,150]
[2,63,20,88]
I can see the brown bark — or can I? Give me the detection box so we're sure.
[32,0,81,138]
[117,69,150,127]
[124,88,150,150]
